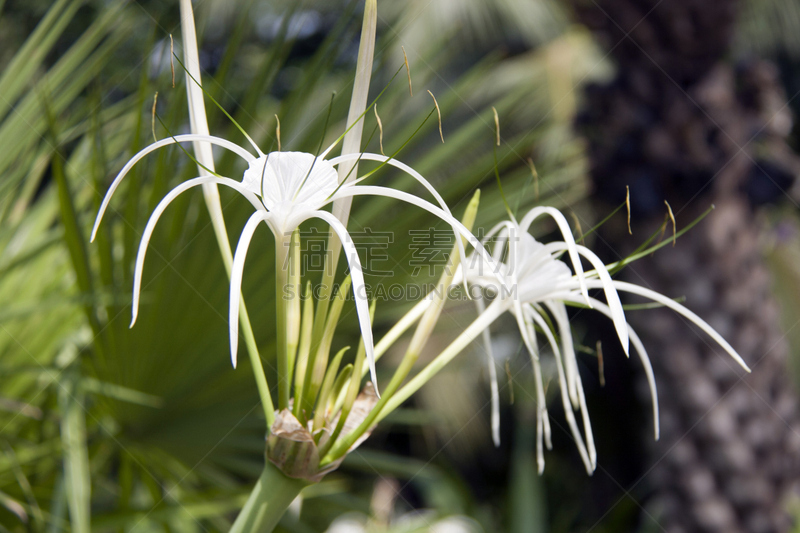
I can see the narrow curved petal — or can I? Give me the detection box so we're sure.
[505,226,535,364]
[584,296,660,440]
[330,183,472,278]
[519,207,590,305]
[536,399,545,473]
[327,153,458,248]
[549,243,629,356]
[542,388,553,450]
[132,176,265,329]
[473,219,512,264]
[328,153,454,225]
[491,226,511,263]
[578,245,629,355]
[600,280,750,372]
[525,306,594,474]
[229,211,273,368]
[474,297,501,447]
[92,134,257,241]
[310,210,379,395]
[522,312,551,472]
[331,186,506,290]
[572,368,597,469]
[512,299,538,363]
[544,301,580,409]
[480,220,514,247]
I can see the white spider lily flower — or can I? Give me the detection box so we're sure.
[91,134,498,391]
[462,209,750,474]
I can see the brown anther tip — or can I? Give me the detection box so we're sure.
[596,340,605,387]
[492,106,500,146]
[275,114,281,151]
[169,35,175,88]
[151,92,159,142]
[526,157,539,201]
[374,104,384,155]
[664,200,676,247]
[428,90,443,143]
[625,185,632,235]
[402,46,412,96]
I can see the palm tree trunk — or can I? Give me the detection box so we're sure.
[574,0,800,530]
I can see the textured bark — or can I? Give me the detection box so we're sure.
[629,196,800,533]
[574,0,800,530]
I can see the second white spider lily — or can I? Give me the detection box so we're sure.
[461,208,751,474]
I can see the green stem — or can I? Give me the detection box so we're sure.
[286,229,301,382]
[321,342,417,464]
[369,299,506,430]
[322,192,481,464]
[229,462,308,533]
[240,301,275,427]
[297,246,337,424]
[275,235,291,410]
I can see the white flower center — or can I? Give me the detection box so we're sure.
[242,151,339,216]
[466,233,572,302]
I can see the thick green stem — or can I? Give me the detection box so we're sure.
[229,462,307,533]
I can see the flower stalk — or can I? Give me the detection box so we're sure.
[317,301,375,458]
[229,461,308,533]
[286,229,302,381]
[300,278,352,422]
[376,299,507,424]
[310,0,377,384]
[275,233,291,410]
[321,190,481,465]
[178,0,275,424]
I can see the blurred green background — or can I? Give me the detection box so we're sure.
[1,0,800,531]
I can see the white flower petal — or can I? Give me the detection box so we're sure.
[584,296,660,441]
[132,176,264,329]
[576,245,629,356]
[542,393,553,451]
[248,152,339,211]
[524,319,552,472]
[573,368,597,469]
[92,135,256,241]
[525,305,594,474]
[331,185,507,289]
[229,211,273,369]
[479,220,514,248]
[330,153,473,282]
[519,207,591,306]
[474,297,500,447]
[517,304,553,472]
[536,403,545,474]
[545,242,630,357]
[545,301,580,410]
[310,210,379,396]
[602,280,750,372]
[490,226,512,263]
